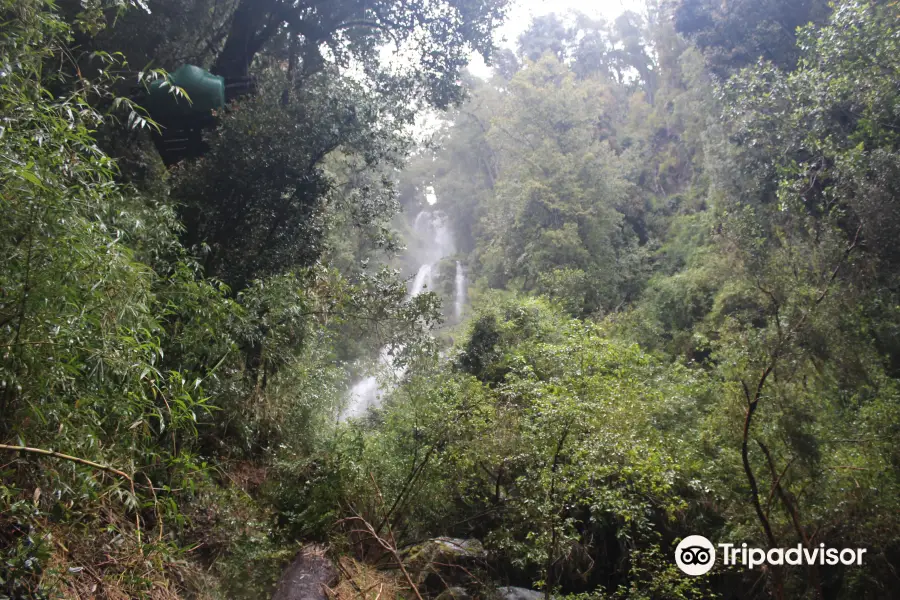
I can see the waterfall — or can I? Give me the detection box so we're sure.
[345,375,380,420]
[343,346,393,420]
[413,210,430,233]
[454,261,466,323]
[341,210,453,420]
[410,263,433,297]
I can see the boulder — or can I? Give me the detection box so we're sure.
[406,536,485,569]
[497,586,544,600]
[405,537,486,590]
[432,537,486,559]
[271,545,336,600]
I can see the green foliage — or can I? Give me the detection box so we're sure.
[391,2,900,598]
[0,2,240,596]
[173,68,408,288]
[319,296,712,597]
[5,0,900,598]
[673,0,831,78]
[0,0,450,597]
[458,55,649,314]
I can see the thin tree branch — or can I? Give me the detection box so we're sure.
[341,514,424,600]
[0,443,132,482]
[0,443,143,554]
[757,439,823,599]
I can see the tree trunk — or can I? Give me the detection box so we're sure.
[212,0,281,80]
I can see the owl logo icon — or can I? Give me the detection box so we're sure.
[676,535,716,575]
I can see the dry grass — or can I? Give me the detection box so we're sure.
[327,556,407,600]
[36,518,214,600]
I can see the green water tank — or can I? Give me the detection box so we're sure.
[146,64,225,121]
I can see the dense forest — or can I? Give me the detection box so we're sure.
[1,0,899,598]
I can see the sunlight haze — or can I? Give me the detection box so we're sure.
[467,0,644,77]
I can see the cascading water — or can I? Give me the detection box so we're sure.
[341,210,454,420]
[343,346,392,420]
[454,261,466,323]
[345,375,380,418]
[410,264,433,297]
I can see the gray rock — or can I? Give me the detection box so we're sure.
[271,546,336,600]
[433,537,486,559]
[406,536,486,571]
[406,537,486,589]
[497,586,544,600]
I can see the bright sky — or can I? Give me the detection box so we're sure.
[467,0,644,78]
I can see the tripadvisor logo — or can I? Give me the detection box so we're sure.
[676,535,716,575]
[675,535,868,576]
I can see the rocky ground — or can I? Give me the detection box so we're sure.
[270,540,545,600]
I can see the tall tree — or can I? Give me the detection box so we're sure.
[673,0,830,78]
[210,0,509,108]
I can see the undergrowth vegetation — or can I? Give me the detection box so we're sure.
[2,0,900,598]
